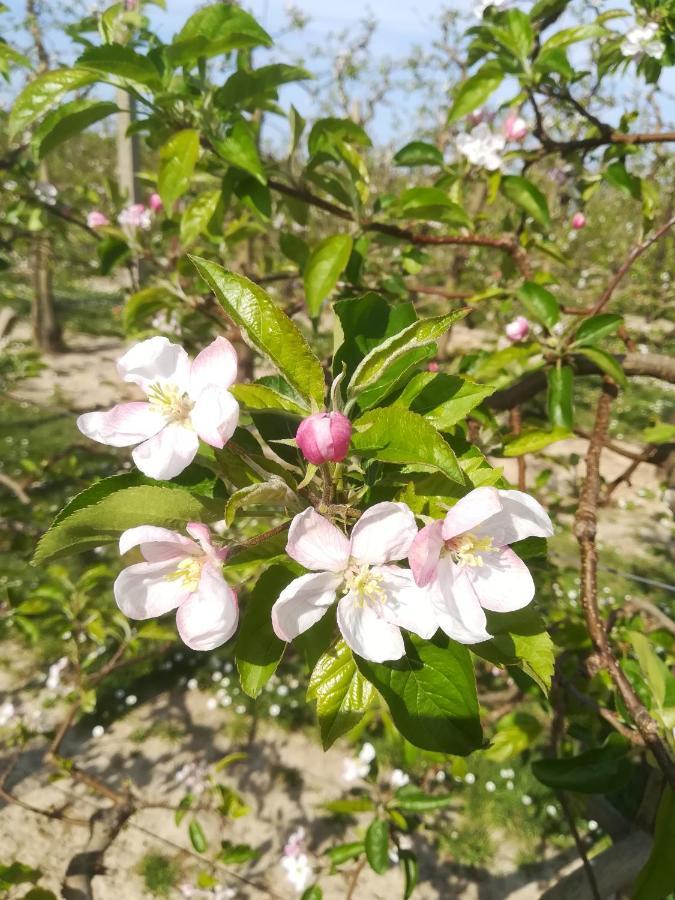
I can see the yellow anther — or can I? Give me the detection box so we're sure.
[343,564,386,608]
[166,556,203,589]
[147,382,193,423]
[445,532,494,568]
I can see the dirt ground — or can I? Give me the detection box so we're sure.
[1,323,672,898]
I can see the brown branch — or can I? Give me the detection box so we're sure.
[407,283,474,300]
[557,792,601,900]
[573,379,675,790]
[0,472,30,504]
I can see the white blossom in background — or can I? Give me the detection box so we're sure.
[151,310,182,336]
[46,656,69,691]
[118,202,153,230]
[456,124,506,171]
[621,22,665,60]
[175,759,210,795]
[281,827,313,894]
[34,181,58,205]
[0,701,15,727]
[359,742,376,764]
[390,768,410,788]
[179,885,235,899]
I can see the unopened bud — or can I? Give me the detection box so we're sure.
[296,411,352,464]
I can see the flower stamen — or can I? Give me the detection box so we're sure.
[445,532,494,568]
[147,382,193,423]
[344,563,386,608]
[166,556,203,590]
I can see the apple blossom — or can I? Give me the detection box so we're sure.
[456,123,505,171]
[621,22,664,60]
[118,202,152,230]
[0,701,15,727]
[571,212,586,230]
[149,191,163,212]
[114,522,238,651]
[390,768,410,788]
[505,316,530,342]
[296,411,352,464]
[46,656,68,690]
[503,111,528,142]
[87,210,109,228]
[342,744,375,783]
[272,503,437,663]
[409,486,553,644]
[77,335,239,479]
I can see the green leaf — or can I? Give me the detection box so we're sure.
[364,819,390,875]
[225,477,300,526]
[216,63,311,107]
[170,3,272,65]
[356,632,482,755]
[604,161,641,200]
[31,99,118,159]
[323,797,375,815]
[531,735,631,793]
[473,607,554,694]
[628,632,668,709]
[218,840,261,865]
[349,311,467,397]
[279,232,309,271]
[303,234,353,317]
[189,258,325,405]
[231,383,309,416]
[575,347,627,388]
[633,788,674,900]
[571,313,622,347]
[9,68,97,138]
[77,44,161,88]
[393,141,444,167]
[307,640,375,749]
[547,365,574,430]
[394,188,471,227]
[34,480,219,564]
[97,236,129,275]
[180,189,221,247]
[352,407,466,485]
[189,819,208,853]
[390,789,453,812]
[21,890,57,900]
[501,176,550,227]
[0,862,41,886]
[535,47,574,79]
[235,566,293,698]
[540,24,605,52]
[158,129,200,213]
[333,294,417,381]
[401,851,419,900]
[503,427,571,457]
[642,421,675,444]
[123,286,180,331]
[326,841,365,866]
[300,887,322,900]
[516,282,560,329]
[393,372,495,430]
[448,61,504,123]
[503,9,534,58]
[214,120,265,183]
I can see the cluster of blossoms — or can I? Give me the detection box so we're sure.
[621,22,665,60]
[456,110,529,171]
[281,827,314,894]
[88,193,163,232]
[342,741,376,782]
[78,337,552,660]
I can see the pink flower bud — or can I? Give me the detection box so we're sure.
[427,361,440,372]
[571,212,586,230]
[296,412,352,465]
[149,192,163,213]
[87,210,109,228]
[503,111,528,142]
[505,316,530,342]
[468,108,485,127]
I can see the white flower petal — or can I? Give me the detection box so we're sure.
[132,423,199,480]
[377,565,437,639]
[349,502,418,565]
[476,488,553,545]
[467,547,535,612]
[190,386,239,449]
[114,559,189,619]
[408,520,444,587]
[117,336,191,393]
[271,571,341,641]
[441,486,503,541]
[77,402,164,447]
[286,508,351,572]
[431,558,492,644]
[337,592,405,662]
[119,525,199,561]
[189,336,238,398]
[175,564,238,651]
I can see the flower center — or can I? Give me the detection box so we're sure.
[166,556,203,590]
[147,381,193,423]
[445,532,494,568]
[343,563,386,608]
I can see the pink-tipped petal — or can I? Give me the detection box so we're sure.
[377,566,437,640]
[285,508,351,573]
[349,502,418,565]
[175,564,238,651]
[476,488,553,546]
[119,525,198,561]
[431,558,492,644]
[114,559,190,619]
[132,423,199,480]
[190,387,239,449]
[189,336,238,398]
[466,546,535,612]
[408,520,444,587]
[117,336,191,393]
[271,571,341,641]
[77,402,164,447]
[186,522,228,562]
[337,593,405,663]
[441,487,503,542]
[296,414,334,464]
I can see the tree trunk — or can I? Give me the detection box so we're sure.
[116,90,143,288]
[32,161,64,352]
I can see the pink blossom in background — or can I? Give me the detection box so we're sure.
[87,210,109,228]
[295,411,352,464]
[272,503,437,663]
[427,361,440,372]
[149,192,163,213]
[77,336,239,480]
[118,203,152,230]
[505,316,530,342]
[503,111,528,141]
[114,523,237,651]
[571,212,586,230]
[409,487,553,644]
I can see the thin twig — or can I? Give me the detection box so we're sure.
[557,792,601,900]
